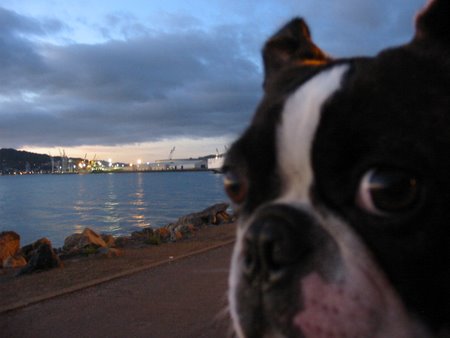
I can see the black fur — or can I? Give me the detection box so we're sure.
[226,0,450,336]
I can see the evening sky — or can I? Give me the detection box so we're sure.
[0,0,424,162]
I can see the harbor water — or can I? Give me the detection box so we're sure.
[0,171,227,247]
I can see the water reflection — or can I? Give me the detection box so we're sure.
[0,172,226,247]
[102,174,121,229]
[74,224,84,234]
[73,177,92,224]
[130,173,150,228]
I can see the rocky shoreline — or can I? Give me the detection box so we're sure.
[0,203,233,277]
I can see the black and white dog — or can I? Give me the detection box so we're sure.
[224,0,449,337]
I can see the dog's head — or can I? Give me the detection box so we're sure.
[224,1,450,337]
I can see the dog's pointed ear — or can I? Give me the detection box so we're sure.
[414,0,450,46]
[262,18,331,89]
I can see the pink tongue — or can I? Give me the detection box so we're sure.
[293,273,378,338]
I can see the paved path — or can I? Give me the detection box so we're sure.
[0,244,234,338]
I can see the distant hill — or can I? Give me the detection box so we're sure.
[0,148,83,174]
[0,148,51,173]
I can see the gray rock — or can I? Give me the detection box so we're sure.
[21,238,52,261]
[18,240,63,275]
[101,234,116,248]
[175,203,231,227]
[63,228,107,254]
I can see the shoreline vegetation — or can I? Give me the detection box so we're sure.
[0,203,235,312]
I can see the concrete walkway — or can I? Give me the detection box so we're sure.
[0,244,234,338]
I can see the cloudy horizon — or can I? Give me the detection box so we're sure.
[0,0,424,162]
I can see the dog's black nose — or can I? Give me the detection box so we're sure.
[243,205,316,286]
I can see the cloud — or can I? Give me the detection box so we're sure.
[295,0,424,56]
[0,7,64,36]
[0,7,262,149]
[0,0,427,155]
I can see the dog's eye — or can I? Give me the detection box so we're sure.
[223,171,248,205]
[356,168,419,216]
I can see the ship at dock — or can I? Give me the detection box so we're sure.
[207,151,225,173]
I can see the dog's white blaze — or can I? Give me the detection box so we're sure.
[277,64,349,202]
[230,62,432,337]
[230,65,350,338]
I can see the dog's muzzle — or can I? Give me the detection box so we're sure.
[243,205,327,287]
[233,204,337,337]
[231,204,430,338]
